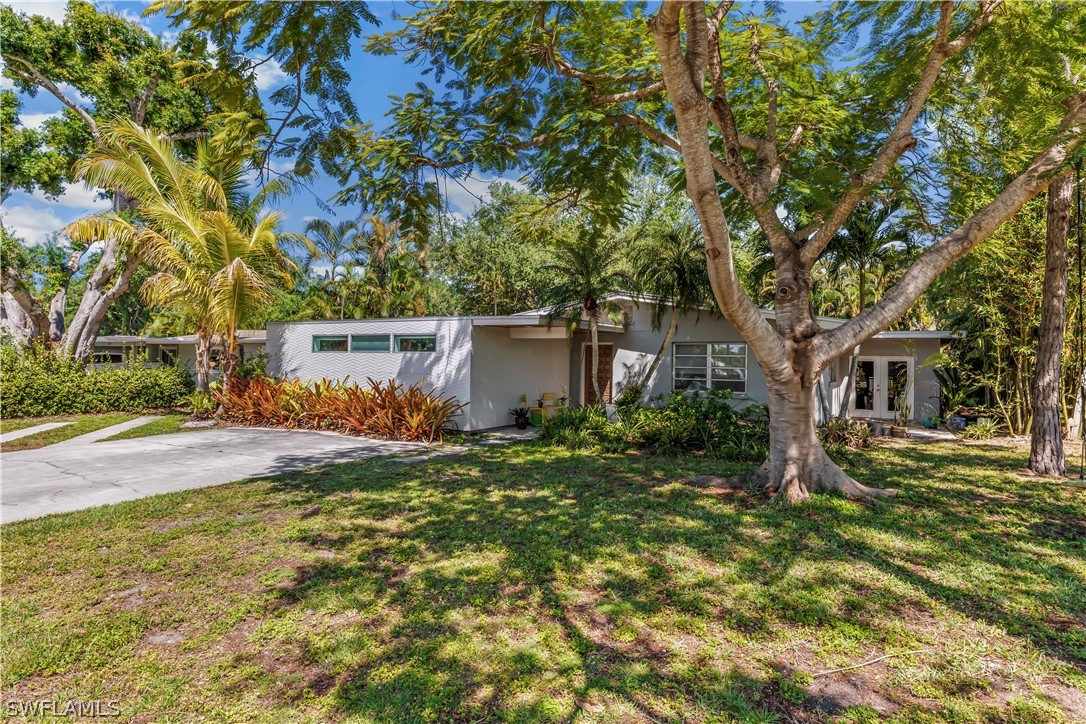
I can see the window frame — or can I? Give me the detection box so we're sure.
[671,341,748,394]
[394,334,438,353]
[312,335,349,353]
[350,334,391,353]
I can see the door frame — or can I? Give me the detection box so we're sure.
[848,355,914,420]
[580,342,614,406]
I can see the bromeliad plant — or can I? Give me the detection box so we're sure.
[214,377,464,442]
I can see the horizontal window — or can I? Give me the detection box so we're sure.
[673,342,747,394]
[351,334,390,352]
[395,334,437,352]
[312,335,348,352]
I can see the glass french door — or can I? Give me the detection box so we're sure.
[850,357,912,420]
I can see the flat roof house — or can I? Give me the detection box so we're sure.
[267,295,955,432]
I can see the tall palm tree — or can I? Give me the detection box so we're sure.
[630,223,711,394]
[819,200,910,417]
[541,232,629,405]
[357,216,428,317]
[66,120,294,391]
[299,218,364,320]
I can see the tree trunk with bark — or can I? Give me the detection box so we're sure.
[836,267,867,419]
[1029,172,1073,475]
[194,328,213,393]
[644,2,1086,503]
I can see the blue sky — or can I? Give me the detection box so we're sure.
[0,0,824,249]
[0,0,531,248]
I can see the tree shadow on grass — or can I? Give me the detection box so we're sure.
[254,441,1085,720]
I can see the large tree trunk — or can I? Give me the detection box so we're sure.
[688,366,896,503]
[640,307,679,393]
[61,242,141,362]
[1030,172,1073,475]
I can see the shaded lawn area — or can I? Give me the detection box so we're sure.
[1,442,1084,722]
[0,413,141,452]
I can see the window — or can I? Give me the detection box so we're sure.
[351,334,390,352]
[672,342,747,393]
[312,335,348,352]
[395,334,437,352]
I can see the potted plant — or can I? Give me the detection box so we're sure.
[510,406,531,430]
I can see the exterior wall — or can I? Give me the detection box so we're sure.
[568,302,768,412]
[468,327,570,430]
[844,337,943,422]
[266,318,473,428]
[566,302,941,423]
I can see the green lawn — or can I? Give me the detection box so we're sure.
[1,442,1083,722]
[0,413,141,452]
[96,413,194,443]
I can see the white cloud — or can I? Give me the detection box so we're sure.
[1,1,67,23]
[20,111,60,130]
[0,202,67,245]
[34,183,110,209]
[254,58,290,92]
[445,174,527,214]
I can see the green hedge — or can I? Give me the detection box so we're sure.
[1,343,193,418]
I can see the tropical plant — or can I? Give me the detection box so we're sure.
[65,120,295,391]
[630,222,712,394]
[214,377,464,442]
[540,230,630,405]
[295,218,365,320]
[958,419,1002,441]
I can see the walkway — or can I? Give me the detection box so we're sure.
[1,425,425,524]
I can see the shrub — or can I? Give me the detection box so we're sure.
[213,377,464,442]
[0,342,193,418]
[542,389,770,461]
[958,419,1001,440]
[818,418,872,450]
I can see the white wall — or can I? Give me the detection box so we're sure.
[469,327,570,430]
[266,318,473,427]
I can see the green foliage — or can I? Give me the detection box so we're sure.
[0,343,192,418]
[0,90,64,201]
[150,0,377,178]
[958,419,1002,441]
[542,390,770,462]
[819,418,873,450]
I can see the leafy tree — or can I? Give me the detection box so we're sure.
[0,1,249,359]
[150,0,378,180]
[344,1,1086,502]
[65,121,294,391]
[429,183,563,315]
[630,223,711,395]
[296,218,365,320]
[0,90,65,203]
[541,230,630,405]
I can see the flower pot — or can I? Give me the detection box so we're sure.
[891,425,908,438]
[514,418,529,430]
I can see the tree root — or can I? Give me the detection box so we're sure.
[681,453,896,505]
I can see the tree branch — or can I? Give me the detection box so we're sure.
[816,92,1086,366]
[650,0,788,377]
[2,53,99,140]
[799,0,1001,266]
[134,76,159,125]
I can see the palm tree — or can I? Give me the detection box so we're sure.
[819,200,910,417]
[66,120,294,391]
[541,232,629,405]
[357,216,428,317]
[630,223,711,395]
[299,218,364,320]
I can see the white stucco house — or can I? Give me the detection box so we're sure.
[265,294,953,432]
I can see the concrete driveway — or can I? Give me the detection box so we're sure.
[0,426,425,524]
